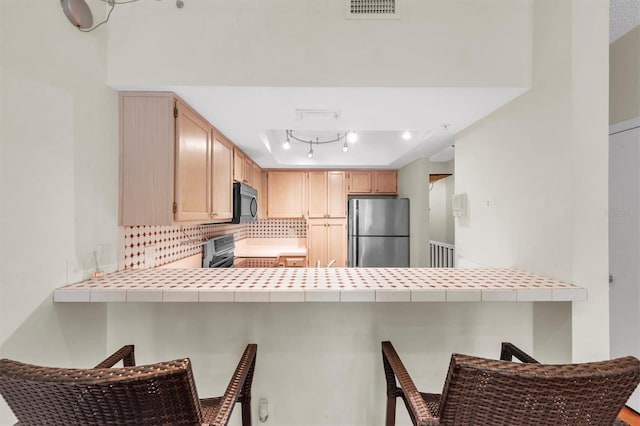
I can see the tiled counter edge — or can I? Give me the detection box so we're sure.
[52,268,588,303]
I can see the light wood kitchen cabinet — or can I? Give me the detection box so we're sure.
[120,92,176,225]
[267,171,306,218]
[252,163,261,190]
[278,255,307,267]
[308,171,346,218]
[347,170,397,194]
[373,170,397,194]
[307,219,347,267]
[174,100,211,222]
[259,170,268,219]
[233,149,245,183]
[348,171,372,194]
[210,132,233,221]
[119,92,236,225]
[244,157,254,186]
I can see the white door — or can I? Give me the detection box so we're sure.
[609,118,640,412]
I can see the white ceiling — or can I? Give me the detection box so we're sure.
[108,1,636,170]
[116,85,527,169]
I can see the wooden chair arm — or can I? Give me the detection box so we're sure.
[210,344,258,426]
[500,342,538,364]
[382,342,439,426]
[94,345,136,368]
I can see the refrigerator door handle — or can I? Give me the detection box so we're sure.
[354,201,359,267]
[354,238,359,267]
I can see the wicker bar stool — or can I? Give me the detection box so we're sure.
[382,341,640,426]
[0,343,257,426]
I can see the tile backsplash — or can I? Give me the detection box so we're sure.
[121,223,247,269]
[247,219,307,238]
[120,219,307,269]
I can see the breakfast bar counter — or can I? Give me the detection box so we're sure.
[53,267,587,303]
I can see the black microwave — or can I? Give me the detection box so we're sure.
[231,182,258,223]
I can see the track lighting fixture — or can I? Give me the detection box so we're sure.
[284,130,355,158]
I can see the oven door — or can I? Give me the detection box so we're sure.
[209,254,235,268]
[232,182,258,223]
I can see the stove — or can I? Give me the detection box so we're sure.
[202,235,235,268]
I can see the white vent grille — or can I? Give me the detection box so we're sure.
[347,0,399,19]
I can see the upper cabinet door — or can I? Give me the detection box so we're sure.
[348,171,372,194]
[307,171,328,218]
[211,133,233,221]
[327,171,346,218]
[308,171,346,218]
[233,149,245,182]
[374,170,397,194]
[244,157,253,186]
[174,101,211,222]
[259,170,268,219]
[267,171,306,218]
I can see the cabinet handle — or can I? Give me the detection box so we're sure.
[213,212,218,216]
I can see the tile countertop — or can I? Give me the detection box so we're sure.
[234,238,307,258]
[53,267,587,303]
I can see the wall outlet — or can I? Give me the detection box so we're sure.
[144,245,156,268]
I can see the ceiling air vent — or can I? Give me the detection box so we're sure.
[346,0,399,19]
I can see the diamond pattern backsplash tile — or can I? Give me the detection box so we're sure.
[247,219,307,238]
[121,223,248,269]
[121,219,307,270]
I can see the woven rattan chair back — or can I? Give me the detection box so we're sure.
[0,357,203,426]
[437,353,640,426]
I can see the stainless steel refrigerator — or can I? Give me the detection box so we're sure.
[348,198,410,267]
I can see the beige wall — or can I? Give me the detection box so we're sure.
[455,0,608,362]
[106,0,532,87]
[610,26,640,125]
[0,1,118,423]
[398,158,430,267]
